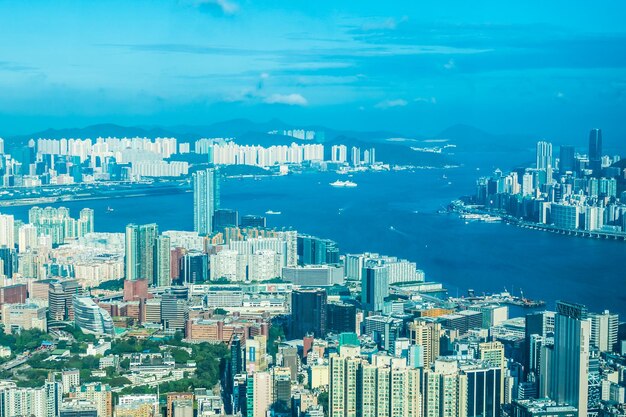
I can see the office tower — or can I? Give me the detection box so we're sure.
[272,367,291,412]
[364,315,403,354]
[0,214,14,248]
[326,302,356,334]
[248,371,272,417]
[240,214,266,229]
[537,141,552,184]
[461,363,503,417]
[588,310,619,353]
[0,246,17,278]
[227,335,245,407]
[125,223,158,281]
[73,295,114,336]
[559,146,576,173]
[48,280,80,321]
[424,359,468,417]
[213,208,238,232]
[361,265,388,312]
[550,302,590,416]
[277,345,298,381]
[154,235,171,287]
[525,311,555,374]
[161,288,189,331]
[588,128,602,173]
[193,168,220,235]
[290,289,327,338]
[297,235,339,265]
[179,251,208,284]
[409,320,442,367]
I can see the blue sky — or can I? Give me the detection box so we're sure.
[1,0,625,141]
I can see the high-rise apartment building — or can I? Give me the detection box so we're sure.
[424,359,468,417]
[588,310,618,353]
[153,235,171,287]
[409,320,442,367]
[193,168,220,235]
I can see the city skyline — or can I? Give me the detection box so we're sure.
[0,3,624,417]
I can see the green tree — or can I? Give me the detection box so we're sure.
[317,392,329,416]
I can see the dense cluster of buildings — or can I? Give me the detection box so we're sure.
[0,156,623,417]
[474,129,626,234]
[0,134,379,186]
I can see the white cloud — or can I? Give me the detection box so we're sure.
[264,93,308,106]
[375,98,408,109]
[414,97,437,104]
[361,16,408,31]
[443,59,456,70]
[193,0,239,15]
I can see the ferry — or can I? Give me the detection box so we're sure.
[330,180,358,188]
[265,210,282,215]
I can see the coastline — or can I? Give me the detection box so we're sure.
[446,200,626,242]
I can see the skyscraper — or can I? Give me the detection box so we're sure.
[193,168,220,235]
[290,289,327,338]
[409,320,442,367]
[536,141,553,184]
[329,351,361,417]
[536,141,552,171]
[361,265,389,312]
[559,145,576,173]
[588,310,619,353]
[0,214,15,248]
[125,223,158,281]
[549,301,590,416]
[588,128,602,173]
[153,235,171,287]
[425,359,468,417]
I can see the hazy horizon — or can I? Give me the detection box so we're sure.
[1,1,626,142]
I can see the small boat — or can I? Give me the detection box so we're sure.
[265,210,281,215]
[106,207,114,213]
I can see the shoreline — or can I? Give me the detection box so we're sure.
[447,201,626,242]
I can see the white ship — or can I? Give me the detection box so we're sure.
[265,210,282,215]
[330,180,358,188]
